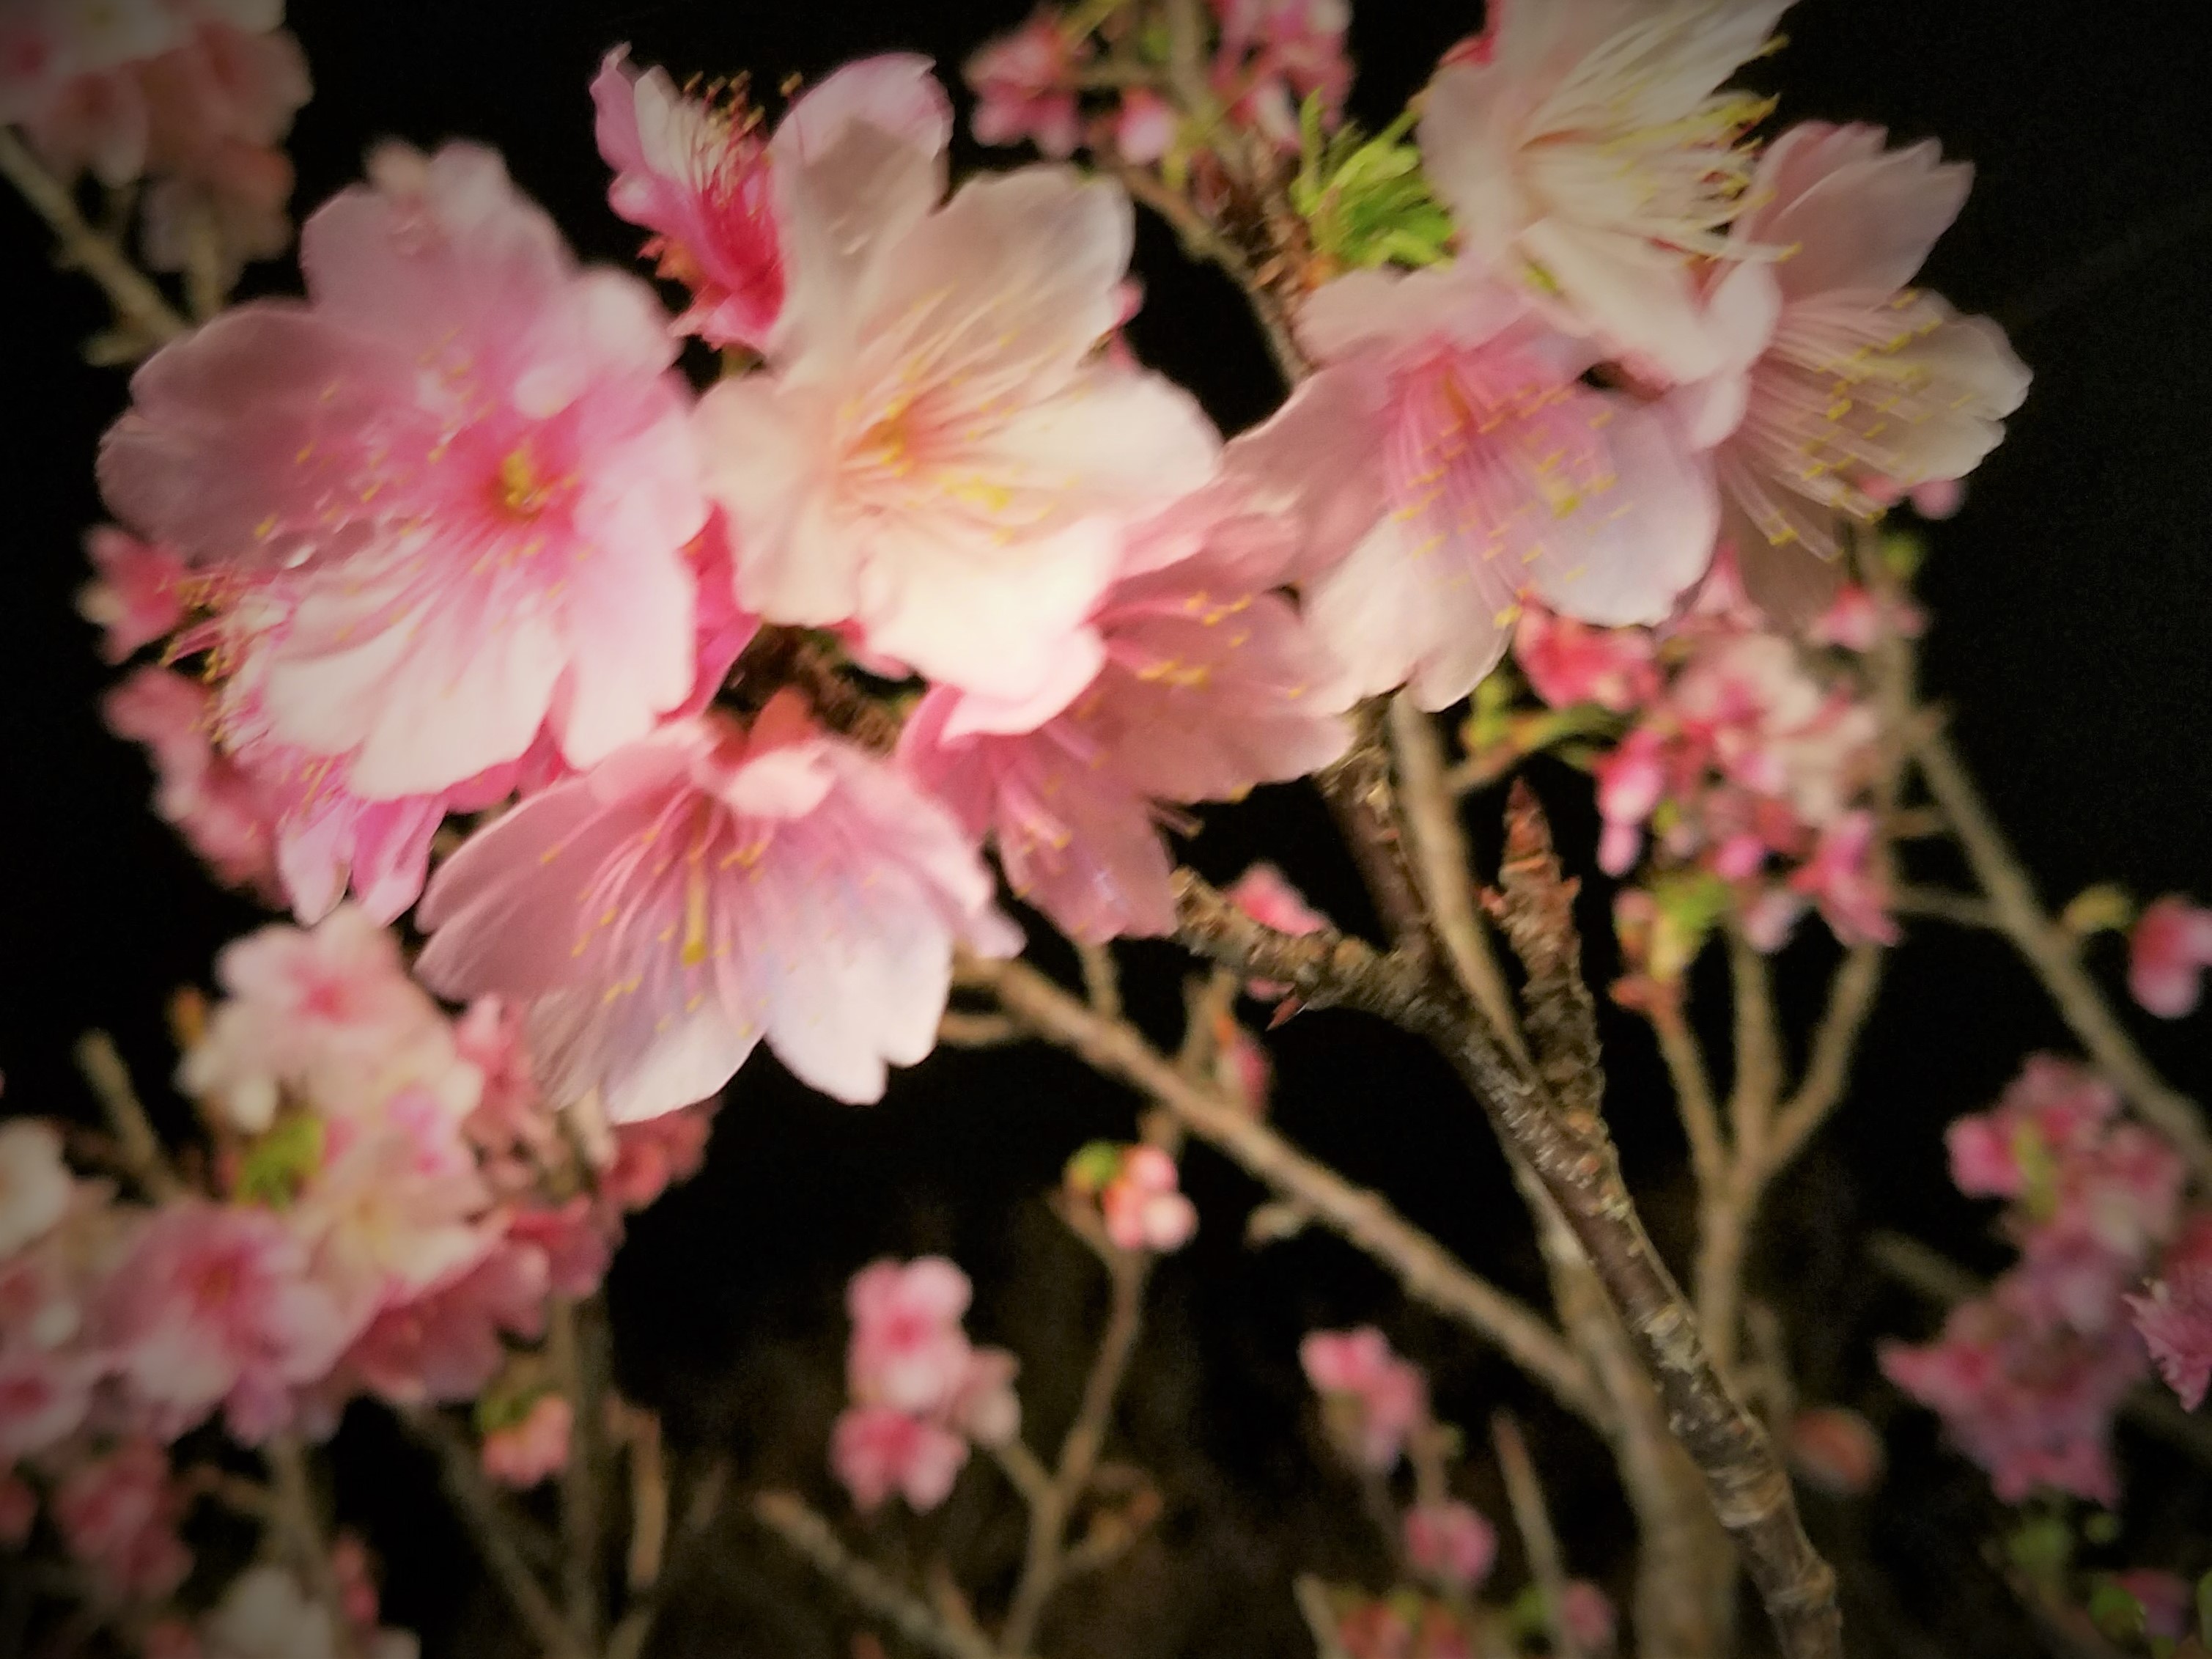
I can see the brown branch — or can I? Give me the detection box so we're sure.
[402,1408,587,1659]
[0,128,188,348]
[1170,795,1843,1659]
[1315,700,1437,970]
[954,952,1610,1429]
[1890,886,2000,930]
[73,1032,185,1202]
[1492,1414,1585,1659]
[1651,1007,1726,1202]
[1911,724,2212,1185]
[1766,944,1884,1171]
[1000,1247,1148,1652]
[752,1491,1022,1659]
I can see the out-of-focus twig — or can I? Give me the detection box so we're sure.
[73,1032,185,1202]
[1492,1414,1584,1659]
[0,128,188,347]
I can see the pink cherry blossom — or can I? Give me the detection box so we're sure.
[600,1106,717,1213]
[79,526,189,663]
[695,60,1219,704]
[54,1437,192,1602]
[1299,1325,1429,1473]
[1211,0,1352,148]
[103,667,282,902]
[591,49,781,347]
[1110,89,1176,165]
[1403,1499,1497,1591]
[2127,1221,2212,1411]
[416,700,1019,1121]
[0,1342,102,1461]
[1513,605,1660,713]
[0,1119,73,1259]
[1785,1405,1884,1496]
[177,906,474,1133]
[100,141,708,801]
[901,490,1349,943]
[1281,266,1717,710]
[340,1237,550,1408]
[1225,861,1329,1000]
[1560,1583,1618,1655]
[97,1199,359,1443]
[1101,1146,1199,1254]
[829,1402,970,1514]
[1417,0,1791,378]
[1685,122,2030,619]
[1787,810,1897,946]
[965,12,1085,158]
[846,1256,975,1417]
[946,1346,1022,1449]
[482,1394,574,1488]
[2128,895,2212,1019]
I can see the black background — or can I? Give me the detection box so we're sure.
[3,1,2211,1653]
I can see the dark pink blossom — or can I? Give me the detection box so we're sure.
[103,667,282,902]
[1403,1499,1497,1591]
[829,1402,968,1514]
[965,12,1084,158]
[79,527,189,663]
[1299,1325,1428,1474]
[2128,895,2212,1019]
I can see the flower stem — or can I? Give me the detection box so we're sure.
[0,128,187,349]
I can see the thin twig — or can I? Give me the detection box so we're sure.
[752,1491,1021,1659]
[1000,1248,1148,1651]
[548,1298,606,1650]
[1651,1007,1726,1202]
[954,953,1610,1429]
[1294,1575,1354,1659]
[939,1010,1025,1048]
[1766,945,1884,1171]
[607,1454,729,1659]
[1890,886,2001,930]
[402,1409,587,1659]
[0,128,188,347]
[264,1438,361,1659]
[1911,724,2212,1184]
[73,1032,184,1202]
[1492,1414,1585,1659]
[1316,700,1437,969]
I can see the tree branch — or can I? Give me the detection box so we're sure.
[1316,700,1437,970]
[73,1032,185,1203]
[0,128,188,349]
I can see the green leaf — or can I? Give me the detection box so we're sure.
[2082,1510,2122,1546]
[1293,103,1455,273]
[1879,530,1928,584]
[1064,1141,1125,1196]
[2005,1512,2073,1585]
[2089,1578,2148,1642]
[235,1113,325,1210]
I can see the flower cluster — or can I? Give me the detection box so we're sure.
[830,1257,1021,1515]
[0,905,714,1608]
[1881,1056,2203,1503]
[1063,1141,1199,1254]
[0,0,311,282]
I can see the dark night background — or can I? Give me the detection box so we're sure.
[4,1,2212,1654]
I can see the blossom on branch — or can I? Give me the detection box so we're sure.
[2128,895,2212,1020]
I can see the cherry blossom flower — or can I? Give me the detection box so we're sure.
[100,140,709,801]
[103,667,282,902]
[79,526,189,663]
[198,1564,418,1659]
[482,1394,574,1488]
[2115,1571,2195,1643]
[416,698,1019,1121]
[1299,1325,1429,1473]
[1512,604,1660,713]
[1417,0,1791,378]
[1684,122,2030,619]
[1211,0,1352,147]
[600,1106,717,1213]
[1785,1405,1884,1496]
[965,12,1085,158]
[2128,1220,2212,1411]
[1100,1146,1199,1254]
[0,1119,73,1259]
[1787,810,1896,946]
[177,906,475,1134]
[846,1256,976,1416]
[901,489,1349,942]
[1280,266,1717,710]
[945,1346,1022,1449]
[97,1199,359,1443]
[694,59,1219,704]
[1560,1583,1618,1655]
[0,1343,103,1461]
[1226,861,1330,999]
[54,1438,192,1602]
[339,1238,550,1408]
[2128,895,2212,1019]
[829,1402,969,1514]
[1403,1499,1497,1591]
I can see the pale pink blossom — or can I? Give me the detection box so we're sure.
[416,701,1019,1121]
[1417,0,1791,378]
[830,1402,969,1514]
[591,49,781,347]
[600,1106,717,1213]
[1785,1405,1884,1496]
[100,141,708,800]
[340,1237,550,1408]
[696,62,1218,703]
[1403,1500,1497,1591]
[2128,895,2212,1019]
[946,1346,1022,1449]
[1299,1325,1429,1473]
[1512,605,1659,713]
[2127,1264,2212,1413]
[177,906,474,1133]
[482,1394,573,1488]
[1560,1583,1618,1655]
[1111,89,1176,165]
[0,1119,73,1259]
[0,1343,102,1460]
[1282,267,1717,710]
[1100,1146,1199,1254]
[103,667,282,902]
[846,1256,975,1417]
[79,526,189,663]
[98,1200,359,1443]
[199,1562,419,1659]
[1211,0,1352,150]
[965,12,1085,158]
[1226,861,1330,999]
[1684,122,2030,619]
[901,494,1348,942]
[54,1438,191,1601]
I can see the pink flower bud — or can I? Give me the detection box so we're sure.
[2128,896,2212,1019]
[482,1394,574,1490]
[1403,1499,1497,1590]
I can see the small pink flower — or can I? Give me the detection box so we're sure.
[1787,811,1897,946]
[830,1403,970,1515]
[1111,89,1176,165]
[54,1438,192,1601]
[1403,1499,1497,1591]
[2114,1570,2194,1643]
[0,1344,102,1461]
[1100,1147,1199,1254]
[1514,607,1659,714]
[847,1257,975,1418]
[965,12,1085,158]
[1211,0,1351,150]
[1560,1582,1618,1655]
[103,667,282,902]
[1228,863,1329,939]
[2128,896,2212,1019]
[340,1235,550,1409]
[482,1393,574,1489]
[1299,1325,1428,1473]
[417,702,1020,1121]
[947,1346,1023,1449]
[79,526,189,663]
[600,1106,717,1213]
[1785,1405,1885,1496]
[2127,1257,2212,1412]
